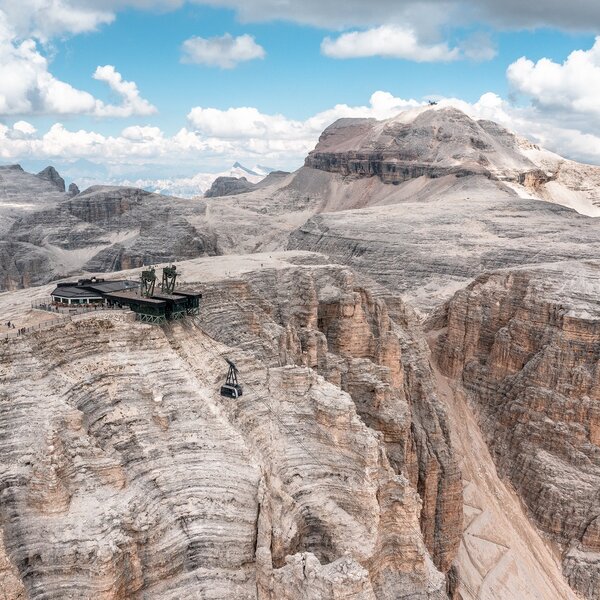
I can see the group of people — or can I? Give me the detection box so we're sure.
[4,321,26,335]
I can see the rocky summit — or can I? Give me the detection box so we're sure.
[1,106,599,600]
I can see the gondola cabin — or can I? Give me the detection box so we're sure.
[221,359,243,398]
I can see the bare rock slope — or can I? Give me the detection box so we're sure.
[204,176,256,198]
[304,108,534,182]
[288,107,600,311]
[4,107,600,303]
[304,105,600,216]
[0,180,217,291]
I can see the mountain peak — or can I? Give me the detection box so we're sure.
[36,166,66,192]
[306,106,535,182]
[232,162,259,176]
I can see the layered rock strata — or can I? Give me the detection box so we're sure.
[304,108,536,184]
[430,261,600,599]
[0,263,459,599]
[196,263,462,578]
[36,167,66,192]
[288,191,600,313]
[1,185,218,291]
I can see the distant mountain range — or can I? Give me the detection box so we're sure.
[103,163,274,198]
[8,160,276,199]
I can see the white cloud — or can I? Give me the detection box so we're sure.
[183,0,600,32]
[432,92,600,165]
[507,37,600,119]
[0,13,155,117]
[181,33,265,68]
[4,85,600,182]
[187,92,422,144]
[121,125,163,141]
[12,120,37,135]
[2,1,600,58]
[0,0,115,40]
[0,92,424,172]
[93,65,157,117]
[4,0,600,40]
[321,25,460,62]
[187,107,304,139]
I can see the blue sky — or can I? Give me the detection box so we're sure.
[1,1,600,189]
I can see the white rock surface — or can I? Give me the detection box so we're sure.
[0,255,452,599]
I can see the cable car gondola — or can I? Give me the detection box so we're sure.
[220,358,243,398]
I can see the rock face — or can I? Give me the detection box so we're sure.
[0,261,461,599]
[430,262,600,599]
[305,108,535,184]
[303,106,600,216]
[196,263,462,579]
[3,105,600,599]
[205,176,256,198]
[5,106,600,296]
[68,182,80,197]
[287,108,600,312]
[288,186,600,313]
[37,166,66,192]
[0,185,218,291]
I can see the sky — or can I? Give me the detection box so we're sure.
[1,0,600,189]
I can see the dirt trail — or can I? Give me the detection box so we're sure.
[428,331,578,600]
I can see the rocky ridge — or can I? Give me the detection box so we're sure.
[304,108,535,183]
[3,105,600,599]
[36,166,66,193]
[304,106,600,216]
[288,185,600,313]
[4,107,600,296]
[1,181,218,291]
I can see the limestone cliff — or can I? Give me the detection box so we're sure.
[0,262,459,599]
[304,108,536,184]
[430,262,600,599]
[196,264,463,579]
[36,167,66,193]
[1,185,218,291]
[204,176,256,198]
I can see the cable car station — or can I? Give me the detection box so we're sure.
[49,265,201,324]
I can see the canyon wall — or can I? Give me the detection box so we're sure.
[430,262,600,599]
[197,264,463,578]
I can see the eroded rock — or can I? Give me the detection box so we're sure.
[0,263,457,599]
[430,262,600,599]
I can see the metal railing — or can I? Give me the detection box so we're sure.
[32,298,110,313]
[1,316,71,340]
[1,304,128,340]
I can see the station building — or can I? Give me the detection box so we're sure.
[49,275,201,324]
[50,278,138,305]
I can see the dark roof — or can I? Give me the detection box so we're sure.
[51,286,103,299]
[151,292,188,304]
[175,289,203,299]
[84,280,138,294]
[103,290,166,306]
